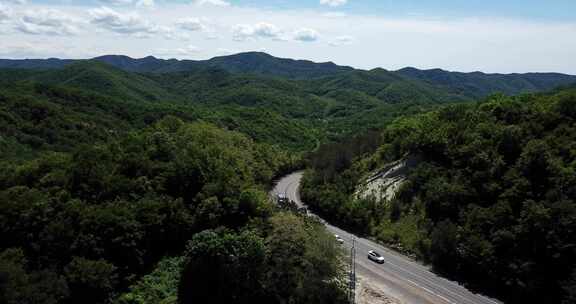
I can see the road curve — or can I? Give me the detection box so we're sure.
[272,171,502,304]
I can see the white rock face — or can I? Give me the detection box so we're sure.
[356,156,420,203]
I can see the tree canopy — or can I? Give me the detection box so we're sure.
[302,88,576,303]
[0,117,322,304]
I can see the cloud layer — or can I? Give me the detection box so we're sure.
[293,28,319,42]
[16,9,79,35]
[320,0,347,7]
[0,1,575,74]
[0,4,12,22]
[89,7,164,36]
[232,22,282,41]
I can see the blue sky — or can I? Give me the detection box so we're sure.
[26,0,576,20]
[0,0,575,73]
[241,0,576,21]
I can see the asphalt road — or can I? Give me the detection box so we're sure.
[272,171,502,304]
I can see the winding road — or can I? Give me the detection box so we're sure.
[272,171,502,304]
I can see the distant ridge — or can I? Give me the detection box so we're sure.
[0,58,76,70]
[396,66,576,98]
[0,52,575,97]
[0,52,354,79]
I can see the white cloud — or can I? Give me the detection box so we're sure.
[89,7,210,40]
[155,44,201,57]
[293,28,319,42]
[16,9,80,36]
[98,0,134,6]
[232,24,253,41]
[162,30,193,41]
[175,17,206,31]
[0,40,98,59]
[251,23,281,38]
[193,0,230,7]
[136,0,155,8]
[1,3,575,74]
[320,0,347,7]
[97,0,154,7]
[232,22,283,41]
[89,7,160,35]
[3,0,27,4]
[329,35,353,46]
[322,11,347,18]
[204,33,219,40]
[0,3,12,22]
[216,47,237,55]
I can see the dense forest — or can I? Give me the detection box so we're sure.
[3,54,574,156]
[2,52,575,92]
[0,58,376,304]
[1,52,575,304]
[0,59,461,157]
[0,116,348,304]
[301,85,576,303]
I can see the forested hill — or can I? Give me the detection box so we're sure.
[301,85,576,303]
[3,58,575,162]
[1,52,575,97]
[0,59,355,303]
[1,50,575,304]
[0,52,354,79]
[397,67,576,99]
[0,59,477,158]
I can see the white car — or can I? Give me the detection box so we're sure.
[276,193,288,204]
[368,250,385,264]
[334,234,344,244]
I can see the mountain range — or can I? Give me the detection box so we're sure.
[1,52,575,99]
[0,52,353,79]
[1,52,576,158]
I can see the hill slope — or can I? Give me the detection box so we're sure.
[0,52,353,79]
[305,68,471,104]
[33,61,179,103]
[0,61,443,153]
[301,87,576,304]
[397,67,576,98]
[1,52,574,97]
[1,57,574,156]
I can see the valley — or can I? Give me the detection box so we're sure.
[1,52,575,304]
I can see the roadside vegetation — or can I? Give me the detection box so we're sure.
[302,86,576,303]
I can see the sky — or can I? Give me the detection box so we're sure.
[0,0,575,73]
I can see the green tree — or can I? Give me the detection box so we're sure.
[0,248,69,304]
[64,257,118,304]
[178,230,266,304]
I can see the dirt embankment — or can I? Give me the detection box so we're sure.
[356,275,401,304]
[355,155,420,203]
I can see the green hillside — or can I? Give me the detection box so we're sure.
[0,64,322,154]
[0,52,354,79]
[3,59,572,159]
[32,61,179,103]
[0,80,207,160]
[397,67,576,98]
[0,116,347,304]
[201,52,353,78]
[1,55,575,304]
[306,68,471,104]
[301,87,576,303]
[0,61,453,156]
[1,52,574,95]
